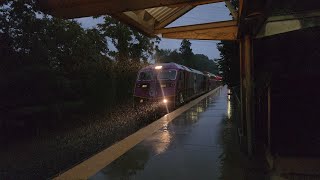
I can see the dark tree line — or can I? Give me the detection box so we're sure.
[0,1,221,139]
[0,0,158,138]
[216,0,240,89]
[155,39,219,74]
[216,41,239,87]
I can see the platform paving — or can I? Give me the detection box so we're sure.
[89,87,241,180]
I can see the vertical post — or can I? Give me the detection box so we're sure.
[267,86,271,148]
[240,35,254,155]
[239,37,246,150]
[239,0,243,19]
[244,35,254,155]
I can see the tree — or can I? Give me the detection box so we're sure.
[97,16,159,63]
[216,41,239,87]
[155,49,172,63]
[179,39,193,57]
[0,0,113,129]
[155,42,218,74]
[155,49,185,65]
[179,39,193,66]
[192,54,219,74]
[215,0,240,86]
[169,50,185,65]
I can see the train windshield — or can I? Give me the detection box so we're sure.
[158,70,177,80]
[138,71,153,80]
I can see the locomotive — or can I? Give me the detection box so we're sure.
[133,63,219,109]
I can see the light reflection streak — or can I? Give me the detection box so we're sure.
[197,106,204,113]
[145,124,171,155]
[227,89,231,119]
[156,71,169,114]
[154,129,171,154]
[191,111,198,122]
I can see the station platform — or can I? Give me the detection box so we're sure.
[56,86,261,180]
[90,87,227,180]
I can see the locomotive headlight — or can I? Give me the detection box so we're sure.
[163,99,168,103]
[155,66,162,70]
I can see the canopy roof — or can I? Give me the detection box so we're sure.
[37,0,320,40]
[38,0,238,40]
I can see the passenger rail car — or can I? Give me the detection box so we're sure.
[204,72,218,91]
[133,63,218,109]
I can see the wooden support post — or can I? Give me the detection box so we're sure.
[239,37,246,150]
[267,86,271,148]
[240,35,254,155]
[244,35,254,155]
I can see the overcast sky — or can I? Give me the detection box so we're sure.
[75,2,231,60]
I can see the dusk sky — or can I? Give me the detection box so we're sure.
[75,2,231,60]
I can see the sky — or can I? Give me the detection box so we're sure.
[75,2,231,60]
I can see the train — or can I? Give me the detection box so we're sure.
[133,63,221,109]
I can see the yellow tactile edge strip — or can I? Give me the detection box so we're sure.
[54,86,222,180]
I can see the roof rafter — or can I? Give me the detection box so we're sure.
[111,13,155,36]
[39,0,225,19]
[155,20,238,40]
[155,6,193,29]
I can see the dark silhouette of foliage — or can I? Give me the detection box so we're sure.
[216,41,239,87]
[0,0,157,140]
[179,39,193,58]
[97,16,159,101]
[97,16,160,63]
[215,0,240,87]
[179,39,194,67]
[155,39,218,74]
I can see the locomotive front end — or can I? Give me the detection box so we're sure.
[155,65,177,108]
[133,64,178,109]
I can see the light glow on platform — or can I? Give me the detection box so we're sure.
[227,89,231,119]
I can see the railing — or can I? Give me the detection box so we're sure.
[228,85,246,150]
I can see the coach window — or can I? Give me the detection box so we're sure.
[158,70,177,80]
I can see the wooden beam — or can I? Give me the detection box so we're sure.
[160,26,237,40]
[239,0,244,19]
[268,86,271,148]
[243,35,254,156]
[155,20,238,40]
[111,13,155,37]
[239,36,246,153]
[155,20,237,33]
[225,0,238,20]
[134,10,153,22]
[155,6,193,29]
[39,0,224,18]
[267,10,320,22]
[123,11,155,29]
[171,0,224,7]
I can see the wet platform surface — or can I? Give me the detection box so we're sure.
[90,87,231,180]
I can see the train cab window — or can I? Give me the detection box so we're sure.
[158,70,177,80]
[138,71,153,81]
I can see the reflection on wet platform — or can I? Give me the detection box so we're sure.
[90,87,235,180]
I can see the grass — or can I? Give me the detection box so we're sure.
[0,101,165,179]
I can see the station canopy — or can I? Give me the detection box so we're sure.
[38,0,238,40]
[38,0,320,40]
